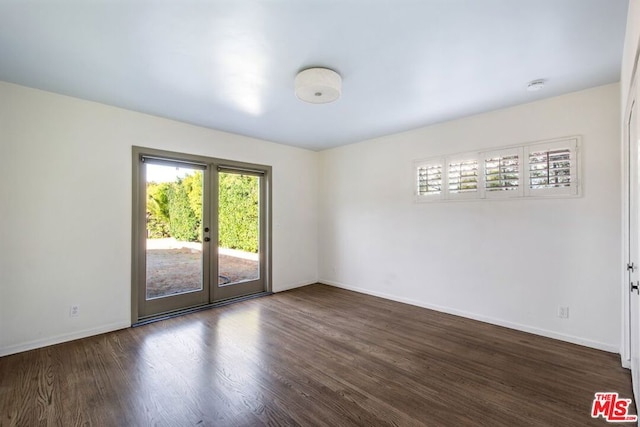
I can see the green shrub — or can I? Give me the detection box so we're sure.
[146,182,171,238]
[167,179,199,242]
[218,173,259,253]
[146,171,259,252]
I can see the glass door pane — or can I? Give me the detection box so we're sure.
[217,171,260,287]
[145,162,204,300]
[134,148,270,321]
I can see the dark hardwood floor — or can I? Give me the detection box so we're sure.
[0,284,634,426]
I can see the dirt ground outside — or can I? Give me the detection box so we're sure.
[145,239,258,299]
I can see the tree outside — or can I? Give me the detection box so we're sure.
[146,170,259,253]
[145,166,260,298]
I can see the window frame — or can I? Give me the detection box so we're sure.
[414,136,581,203]
[523,138,580,197]
[483,147,524,199]
[415,158,445,201]
[446,154,482,200]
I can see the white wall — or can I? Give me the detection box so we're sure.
[319,83,621,352]
[0,76,626,357]
[0,82,318,356]
[622,0,640,110]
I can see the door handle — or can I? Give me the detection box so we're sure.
[632,281,639,294]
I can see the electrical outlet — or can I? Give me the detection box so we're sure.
[558,306,569,319]
[69,305,80,318]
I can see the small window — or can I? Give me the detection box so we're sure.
[417,164,443,195]
[447,157,480,199]
[483,148,523,198]
[524,138,579,196]
[413,136,580,202]
[415,159,444,200]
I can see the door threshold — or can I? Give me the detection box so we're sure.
[132,291,273,327]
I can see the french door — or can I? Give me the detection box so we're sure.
[132,147,271,322]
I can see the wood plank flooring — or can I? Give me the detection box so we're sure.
[0,284,634,426]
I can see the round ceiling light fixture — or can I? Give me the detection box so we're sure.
[294,67,342,104]
[527,79,545,92]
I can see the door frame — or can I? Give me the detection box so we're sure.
[213,163,268,302]
[623,88,640,416]
[131,146,272,323]
[623,43,640,366]
[135,154,211,317]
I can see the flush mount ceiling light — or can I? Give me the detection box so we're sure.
[527,79,546,92]
[294,67,342,104]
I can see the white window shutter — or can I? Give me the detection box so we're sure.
[483,147,524,198]
[415,159,444,201]
[413,136,580,203]
[447,155,481,199]
[524,138,579,197]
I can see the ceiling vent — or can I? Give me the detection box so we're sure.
[527,79,545,92]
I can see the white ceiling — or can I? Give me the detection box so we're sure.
[0,0,629,151]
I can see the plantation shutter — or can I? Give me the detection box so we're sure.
[483,147,523,198]
[415,159,444,200]
[524,138,578,196]
[447,156,480,199]
[413,136,580,202]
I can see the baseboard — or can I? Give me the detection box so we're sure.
[4,281,617,358]
[320,279,619,354]
[274,280,318,293]
[0,320,131,357]
[1,280,317,357]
